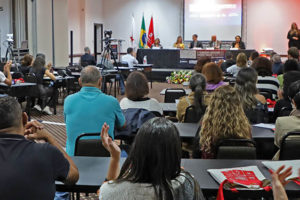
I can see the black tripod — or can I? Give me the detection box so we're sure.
[5,41,14,62]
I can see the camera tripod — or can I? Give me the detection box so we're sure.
[5,41,15,62]
[100,39,120,71]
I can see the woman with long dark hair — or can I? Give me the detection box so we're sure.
[30,56,56,114]
[287,22,300,49]
[99,118,204,200]
[177,73,207,122]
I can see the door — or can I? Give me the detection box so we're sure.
[94,23,103,62]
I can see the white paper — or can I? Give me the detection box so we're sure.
[262,160,300,180]
[253,123,275,130]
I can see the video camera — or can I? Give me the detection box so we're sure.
[103,30,113,44]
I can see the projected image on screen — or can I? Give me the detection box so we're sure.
[184,0,242,41]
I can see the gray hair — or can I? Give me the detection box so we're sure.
[80,66,101,85]
[0,96,22,130]
[272,54,281,64]
[84,47,90,53]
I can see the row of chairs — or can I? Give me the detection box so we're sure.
[74,131,300,160]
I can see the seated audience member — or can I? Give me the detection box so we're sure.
[226,52,247,77]
[277,59,300,88]
[80,47,96,67]
[194,56,211,73]
[30,56,56,115]
[232,35,246,49]
[177,73,207,122]
[272,54,283,75]
[0,96,79,199]
[198,85,252,159]
[151,38,163,49]
[221,51,235,72]
[173,36,185,49]
[98,52,125,95]
[273,80,300,160]
[287,47,300,63]
[0,61,12,86]
[120,71,162,115]
[273,67,300,121]
[99,118,205,200]
[251,57,280,99]
[202,62,226,92]
[209,35,221,49]
[248,51,259,66]
[121,47,139,69]
[20,54,33,75]
[64,66,125,156]
[189,34,203,49]
[235,68,268,123]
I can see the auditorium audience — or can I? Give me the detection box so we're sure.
[80,47,96,67]
[235,68,268,124]
[0,60,12,86]
[0,96,79,199]
[151,38,163,49]
[202,62,226,92]
[20,54,33,75]
[64,66,125,156]
[209,35,221,49]
[274,61,300,121]
[176,73,207,122]
[194,56,211,73]
[120,71,162,115]
[251,57,280,99]
[287,22,300,49]
[271,54,283,75]
[226,52,247,77]
[121,47,139,69]
[273,80,300,160]
[221,51,235,72]
[30,56,56,115]
[174,36,185,49]
[199,85,252,159]
[232,35,246,49]
[248,51,259,66]
[189,34,203,49]
[99,118,205,200]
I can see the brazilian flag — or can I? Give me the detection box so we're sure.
[139,15,147,48]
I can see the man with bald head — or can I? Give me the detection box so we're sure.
[64,66,125,156]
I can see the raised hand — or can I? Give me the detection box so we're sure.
[101,123,121,159]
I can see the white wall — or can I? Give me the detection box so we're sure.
[103,0,183,51]
[0,0,12,59]
[244,0,300,55]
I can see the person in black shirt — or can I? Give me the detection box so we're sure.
[287,22,300,49]
[20,54,33,76]
[0,96,79,200]
[232,35,246,49]
[189,34,203,49]
[221,51,236,72]
[80,47,96,67]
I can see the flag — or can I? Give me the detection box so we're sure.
[130,14,135,47]
[139,15,147,48]
[147,16,155,48]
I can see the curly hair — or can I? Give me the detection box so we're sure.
[199,85,251,156]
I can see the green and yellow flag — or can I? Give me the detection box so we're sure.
[139,15,147,48]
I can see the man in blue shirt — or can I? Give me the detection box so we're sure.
[64,66,125,156]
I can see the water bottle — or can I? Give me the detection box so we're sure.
[143,56,147,64]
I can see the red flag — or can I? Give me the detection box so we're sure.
[147,16,155,48]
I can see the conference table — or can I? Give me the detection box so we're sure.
[137,49,256,69]
[56,157,300,199]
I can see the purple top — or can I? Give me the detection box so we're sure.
[206,81,227,91]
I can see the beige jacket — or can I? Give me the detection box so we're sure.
[273,109,300,160]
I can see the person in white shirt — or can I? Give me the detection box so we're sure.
[0,61,12,86]
[120,71,163,115]
[121,48,138,69]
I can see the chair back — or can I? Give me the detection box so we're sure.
[279,132,300,160]
[259,90,273,100]
[216,139,257,159]
[12,72,24,79]
[74,133,110,157]
[184,105,204,123]
[164,88,186,103]
[24,73,39,97]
